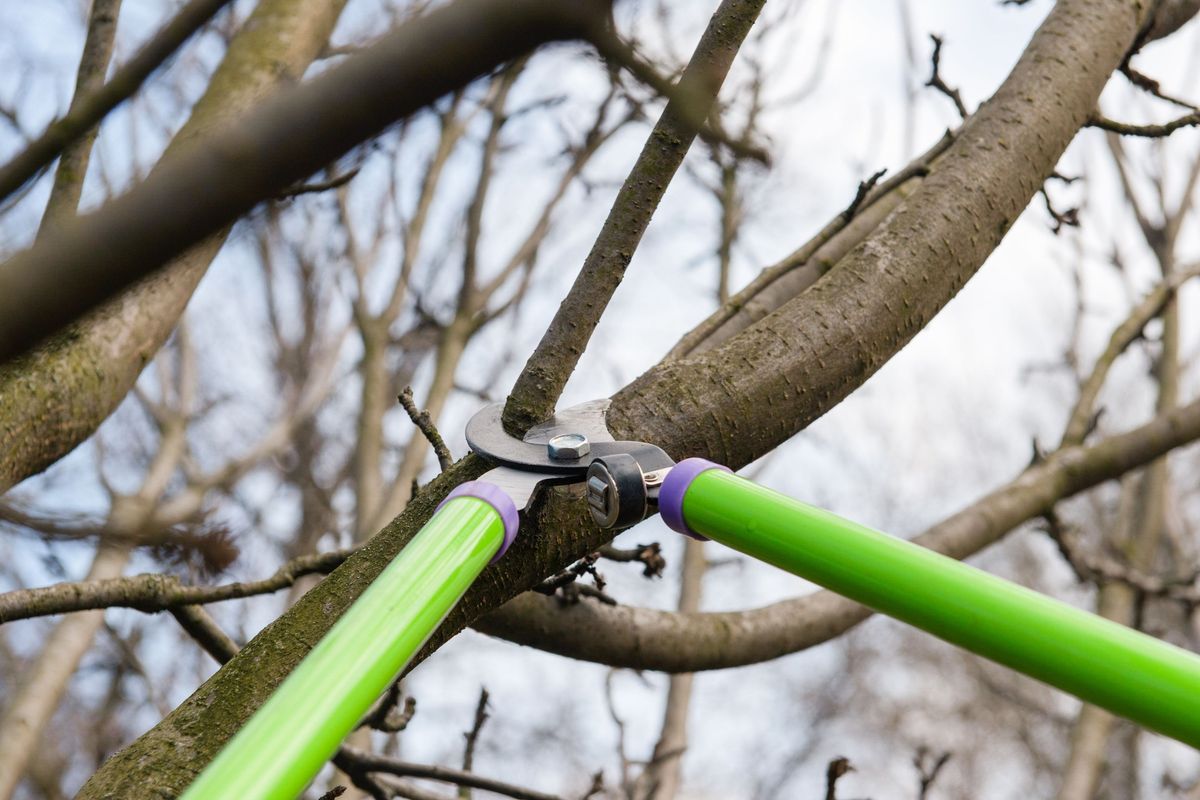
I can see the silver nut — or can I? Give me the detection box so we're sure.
[547,433,591,460]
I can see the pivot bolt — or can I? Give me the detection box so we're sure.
[547,433,590,460]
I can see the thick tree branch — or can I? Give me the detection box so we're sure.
[0,0,611,368]
[607,0,1150,469]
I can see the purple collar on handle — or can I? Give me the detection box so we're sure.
[659,458,731,541]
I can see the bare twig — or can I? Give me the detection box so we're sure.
[1040,186,1080,234]
[399,386,454,471]
[842,168,888,222]
[914,748,951,800]
[459,688,490,799]
[1088,111,1200,137]
[1060,264,1200,447]
[1121,64,1197,110]
[169,604,240,664]
[339,746,565,800]
[666,130,953,360]
[591,32,770,165]
[0,547,355,624]
[361,682,417,733]
[824,757,854,800]
[1041,511,1200,609]
[925,34,967,118]
[276,166,362,199]
[533,553,617,605]
[597,542,665,578]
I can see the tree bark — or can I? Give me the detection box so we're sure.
[76,1,1155,796]
[501,0,768,434]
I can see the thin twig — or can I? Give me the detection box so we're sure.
[398,387,453,471]
[361,682,417,733]
[277,166,362,199]
[1040,186,1080,234]
[596,542,665,578]
[1121,64,1197,111]
[591,31,770,165]
[459,688,490,799]
[842,168,887,222]
[339,746,566,800]
[925,34,967,118]
[534,553,617,605]
[1041,510,1200,609]
[914,748,951,800]
[824,757,853,800]
[1088,111,1200,138]
[0,547,355,624]
[1060,264,1200,446]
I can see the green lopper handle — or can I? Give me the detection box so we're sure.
[660,459,1200,749]
[181,484,515,800]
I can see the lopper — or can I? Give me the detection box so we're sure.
[181,399,1200,799]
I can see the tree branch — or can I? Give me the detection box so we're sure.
[399,386,453,472]
[339,747,564,800]
[0,0,235,204]
[0,0,612,367]
[666,131,953,359]
[474,396,1200,671]
[0,547,353,624]
[1060,264,1200,447]
[501,0,768,435]
[924,34,967,118]
[1088,110,1200,137]
[36,0,124,233]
